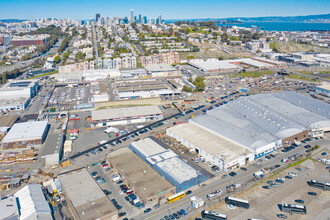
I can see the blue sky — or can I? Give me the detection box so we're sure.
[0,0,329,20]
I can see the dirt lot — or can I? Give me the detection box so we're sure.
[191,159,330,220]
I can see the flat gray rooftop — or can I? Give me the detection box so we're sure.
[107,147,174,199]
[166,123,250,163]
[58,168,117,220]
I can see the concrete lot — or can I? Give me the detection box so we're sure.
[190,155,330,220]
[87,163,140,219]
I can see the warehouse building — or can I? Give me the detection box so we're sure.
[14,184,53,220]
[0,115,19,134]
[166,123,254,171]
[41,126,64,167]
[129,138,205,192]
[114,78,182,99]
[145,64,181,77]
[91,105,163,127]
[0,80,39,112]
[1,121,49,150]
[0,79,39,99]
[0,195,18,220]
[188,57,286,73]
[106,147,176,206]
[188,58,243,73]
[178,91,330,161]
[58,168,118,220]
[315,83,330,97]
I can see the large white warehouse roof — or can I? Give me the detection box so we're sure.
[2,121,48,142]
[14,184,52,220]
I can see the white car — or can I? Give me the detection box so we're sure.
[208,163,213,167]
[288,172,297,177]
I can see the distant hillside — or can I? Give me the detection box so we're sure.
[166,14,330,23]
[0,19,27,23]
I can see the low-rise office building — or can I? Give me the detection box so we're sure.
[106,147,175,206]
[91,105,163,127]
[58,168,118,220]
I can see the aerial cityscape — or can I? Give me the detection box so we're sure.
[0,0,329,220]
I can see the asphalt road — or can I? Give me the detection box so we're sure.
[91,21,100,59]
[140,137,329,220]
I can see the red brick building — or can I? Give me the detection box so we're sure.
[0,35,3,46]
[12,39,44,47]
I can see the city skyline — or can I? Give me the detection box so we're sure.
[0,0,329,20]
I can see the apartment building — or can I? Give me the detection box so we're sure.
[140,52,180,67]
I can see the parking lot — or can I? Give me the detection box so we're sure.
[189,148,330,220]
[47,84,93,111]
[87,162,143,219]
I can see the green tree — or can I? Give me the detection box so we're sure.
[54,56,61,64]
[193,77,205,92]
[182,85,193,93]
[75,52,86,61]
[22,54,30,61]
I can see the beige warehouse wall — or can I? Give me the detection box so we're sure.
[94,97,183,109]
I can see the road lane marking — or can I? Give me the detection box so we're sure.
[144,171,254,220]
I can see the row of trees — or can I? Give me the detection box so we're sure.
[37,36,58,54]
[58,36,72,54]
[29,25,66,37]
[0,68,24,83]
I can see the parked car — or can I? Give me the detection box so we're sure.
[288,172,297,177]
[295,199,304,204]
[177,211,183,216]
[240,167,247,171]
[144,208,152,214]
[180,209,187,215]
[277,214,287,219]
[275,179,284,184]
[229,171,237,177]
[285,175,293,179]
[173,213,179,219]
[119,212,126,217]
[222,174,228,179]
[263,185,270,189]
[308,192,317,196]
